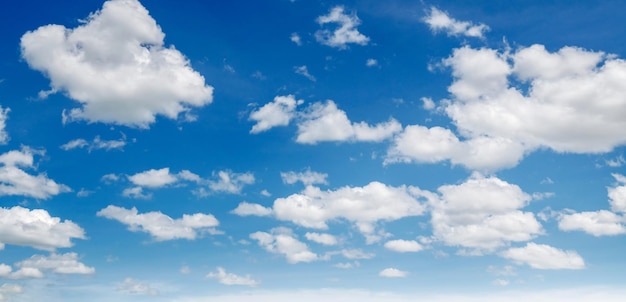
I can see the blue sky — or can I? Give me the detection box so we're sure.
[1,0,626,301]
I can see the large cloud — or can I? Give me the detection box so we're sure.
[0,206,85,251]
[0,149,70,199]
[20,0,213,128]
[388,44,626,171]
[97,205,219,241]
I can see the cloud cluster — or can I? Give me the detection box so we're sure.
[97,205,219,241]
[0,149,71,199]
[315,6,369,49]
[0,206,85,251]
[20,0,213,128]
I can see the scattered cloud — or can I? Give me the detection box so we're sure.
[558,210,626,236]
[379,268,408,278]
[208,170,255,194]
[250,228,318,264]
[231,202,273,217]
[281,169,328,186]
[384,239,423,253]
[0,284,23,301]
[366,59,378,67]
[249,95,303,133]
[294,65,316,82]
[128,168,178,188]
[290,33,302,46]
[501,243,585,270]
[0,206,85,251]
[0,107,9,145]
[0,149,71,199]
[421,97,435,110]
[97,205,219,241]
[315,6,369,49]
[118,278,158,296]
[60,134,126,152]
[207,267,259,286]
[305,232,338,246]
[423,7,489,38]
[21,0,213,128]
[606,155,626,167]
[15,252,95,275]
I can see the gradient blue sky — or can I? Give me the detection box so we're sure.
[1,0,626,301]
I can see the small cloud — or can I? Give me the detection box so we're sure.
[366,58,378,67]
[492,279,509,286]
[260,189,271,197]
[252,71,266,80]
[117,278,158,296]
[290,33,302,46]
[206,267,259,287]
[379,268,408,278]
[294,65,316,82]
[76,188,94,198]
[315,6,370,49]
[540,177,554,185]
[422,6,489,38]
[421,97,436,110]
[180,265,191,274]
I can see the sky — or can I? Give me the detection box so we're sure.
[1,0,626,301]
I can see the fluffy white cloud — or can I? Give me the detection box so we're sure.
[423,7,489,38]
[231,202,273,217]
[305,232,338,246]
[0,206,85,251]
[271,182,427,243]
[208,170,255,194]
[0,284,23,301]
[60,134,126,152]
[15,252,95,275]
[97,205,219,241]
[118,278,158,296]
[0,149,71,199]
[379,268,408,278]
[127,168,178,188]
[20,0,213,128]
[249,95,303,133]
[122,186,152,199]
[384,239,423,253]
[207,267,259,287]
[609,173,626,213]
[0,107,9,145]
[0,264,44,279]
[558,210,626,236]
[296,101,401,144]
[501,243,585,270]
[250,228,318,264]
[430,174,543,253]
[315,6,369,49]
[281,169,328,186]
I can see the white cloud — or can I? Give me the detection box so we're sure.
[97,205,219,241]
[290,33,302,46]
[122,186,152,199]
[271,182,427,243]
[249,95,303,133]
[208,170,255,194]
[492,279,509,286]
[606,155,626,167]
[384,239,423,253]
[281,169,328,186]
[421,97,435,110]
[0,107,10,145]
[558,210,626,236]
[128,168,178,188]
[294,65,316,82]
[250,228,318,264]
[0,149,71,199]
[15,252,95,275]
[379,268,408,278]
[60,134,126,152]
[118,278,158,296]
[315,6,369,49]
[296,101,401,144]
[423,7,489,38]
[609,173,626,213]
[20,0,213,128]
[430,174,543,253]
[305,232,338,246]
[336,249,374,260]
[0,284,23,301]
[231,202,273,217]
[501,243,585,270]
[0,206,85,251]
[333,261,359,269]
[0,264,44,279]
[366,59,378,67]
[206,267,259,287]
[101,173,120,183]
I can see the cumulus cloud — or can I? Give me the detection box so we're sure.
[296,101,402,144]
[423,7,489,38]
[0,149,71,199]
[430,174,543,253]
[384,239,423,253]
[118,278,158,296]
[207,267,259,287]
[15,252,95,275]
[388,45,626,171]
[0,107,9,145]
[250,228,318,264]
[0,284,23,301]
[231,202,273,217]
[20,0,213,128]
[609,173,626,213]
[0,206,85,251]
[315,6,369,49]
[501,242,585,270]
[0,264,44,279]
[128,168,178,188]
[249,95,303,133]
[60,134,126,152]
[271,182,427,243]
[97,205,219,241]
[305,232,338,246]
[379,268,408,278]
[281,169,328,186]
[208,170,255,194]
